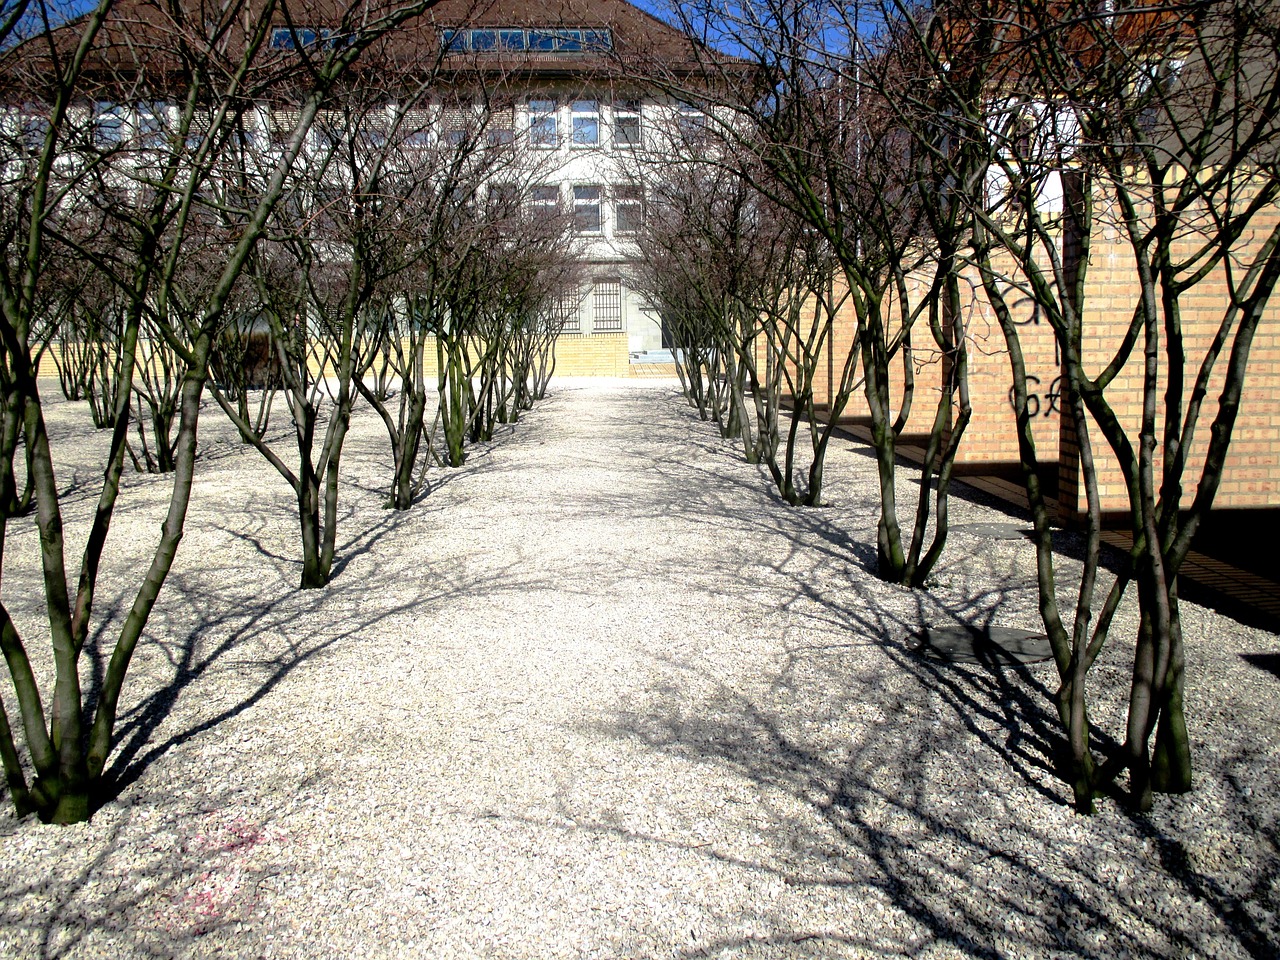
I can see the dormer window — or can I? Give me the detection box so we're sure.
[270,27,349,50]
[441,27,612,53]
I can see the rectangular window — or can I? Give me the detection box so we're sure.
[615,185,643,234]
[185,109,213,153]
[358,111,388,148]
[583,30,613,51]
[93,102,125,146]
[677,100,705,141]
[614,99,641,148]
[269,105,300,145]
[399,110,431,148]
[313,111,343,151]
[529,98,557,147]
[527,29,558,51]
[485,105,515,147]
[20,111,50,153]
[487,182,519,214]
[573,185,602,233]
[555,30,584,51]
[136,101,169,149]
[469,29,498,50]
[592,279,623,332]
[443,106,471,146]
[571,100,599,146]
[313,186,345,234]
[498,29,526,50]
[531,184,560,217]
[271,27,319,50]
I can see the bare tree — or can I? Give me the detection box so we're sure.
[650,0,975,583]
[0,0,444,823]
[944,0,1280,811]
[634,155,852,506]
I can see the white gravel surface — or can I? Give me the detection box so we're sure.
[0,376,1277,959]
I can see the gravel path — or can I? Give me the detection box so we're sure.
[1,377,1277,959]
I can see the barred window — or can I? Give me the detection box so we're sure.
[592,279,622,332]
[554,289,581,333]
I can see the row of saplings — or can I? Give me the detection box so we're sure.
[47,285,561,590]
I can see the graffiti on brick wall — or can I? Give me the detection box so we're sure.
[1006,296,1062,417]
[1009,375,1062,417]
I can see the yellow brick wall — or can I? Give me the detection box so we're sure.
[804,195,1280,516]
[550,333,629,376]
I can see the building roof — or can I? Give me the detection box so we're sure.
[1,0,724,97]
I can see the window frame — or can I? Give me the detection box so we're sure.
[573,184,603,234]
[571,99,600,147]
[614,184,644,235]
[614,99,642,149]
[591,278,624,333]
[531,183,561,218]
[528,97,559,148]
[93,101,127,147]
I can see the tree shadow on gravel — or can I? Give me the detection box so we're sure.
[83,552,539,813]
[602,646,1268,958]
[579,386,1278,958]
[0,779,304,959]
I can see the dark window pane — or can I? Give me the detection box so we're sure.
[574,185,601,232]
[527,30,557,51]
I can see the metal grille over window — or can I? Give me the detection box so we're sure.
[573,185,602,233]
[529,98,557,147]
[571,100,599,146]
[592,279,623,332]
[614,99,641,148]
[615,185,643,234]
[554,289,581,333]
